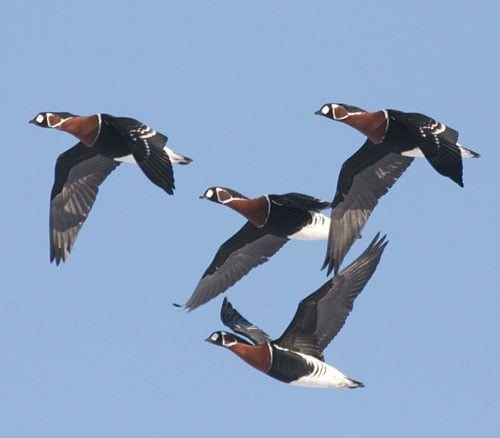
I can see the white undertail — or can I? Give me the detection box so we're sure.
[401,144,479,159]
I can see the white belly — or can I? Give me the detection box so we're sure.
[289,212,330,240]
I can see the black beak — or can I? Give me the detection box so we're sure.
[199,194,206,199]
[29,118,36,124]
[314,110,322,116]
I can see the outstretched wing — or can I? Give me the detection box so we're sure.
[276,233,387,360]
[220,298,272,345]
[324,139,412,274]
[104,115,175,194]
[185,222,289,310]
[50,143,120,264]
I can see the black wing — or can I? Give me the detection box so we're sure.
[185,222,289,310]
[271,192,331,212]
[104,115,175,194]
[392,111,464,187]
[220,298,273,345]
[324,139,412,274]
[276,233,387,360]
[50,143,120,264]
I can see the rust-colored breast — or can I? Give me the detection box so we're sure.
[60,115,100,146]
[229,343,272,373]
[227,196,269,227]
[343,110,388,143]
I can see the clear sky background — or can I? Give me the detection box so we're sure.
[1,1,498,437]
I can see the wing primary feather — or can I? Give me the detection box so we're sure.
[50,144,119,264]
[276,233,387,359]
[323,144,412,275]
[220,298,273,345]
[184,223,289,310]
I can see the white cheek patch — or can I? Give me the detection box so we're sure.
[321,105,330,115]
[211,333,219,341]
[205,189,214,198]
[36,114,44,123]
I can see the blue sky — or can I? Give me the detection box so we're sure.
[1,1,498,437]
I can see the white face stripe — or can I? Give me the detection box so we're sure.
[216,188,236,204]
[331,104,349,120]
[46,112,72,129]
[46,113,58,127]
[332,104,366,120]
[221,333,238,347]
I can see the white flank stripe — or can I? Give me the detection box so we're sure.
[290,212,330,240]
[289,354,355,388]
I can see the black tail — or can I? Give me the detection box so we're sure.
[346,377,365,388]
